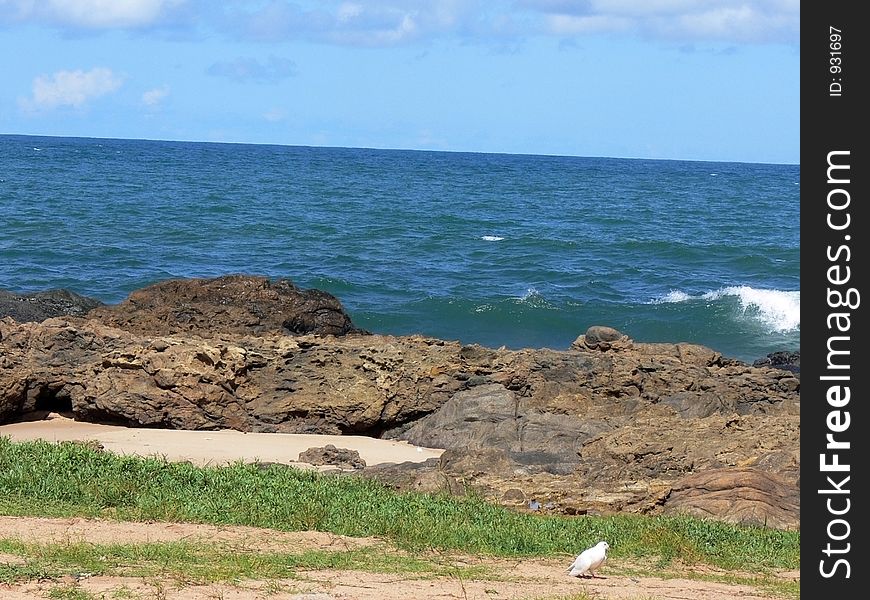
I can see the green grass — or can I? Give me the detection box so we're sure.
[47,587,100,600]
[0,537,484,586]
[0,437,799,573]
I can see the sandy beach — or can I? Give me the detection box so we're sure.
[0,413,443,469]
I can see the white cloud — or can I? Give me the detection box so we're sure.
[223,1,438,46]
[337,2,363,23]
[547,14,633,35]
[23,67,123,110]
[215,0,796,46]
[329,12,417,45]
[533,0,799,43]
[0,0,186,29]
[2,0,798,45]
[207,56,298,83]
[142,84,170,107]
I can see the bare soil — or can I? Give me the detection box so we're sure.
[0,516,798,600]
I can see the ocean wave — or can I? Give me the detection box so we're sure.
[513,287,557,310]
[652,286,800,333]
[656,290,692,303]
[481,235,505,241]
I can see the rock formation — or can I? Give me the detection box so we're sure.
[0,277,800,529]
[0,289,103,322]
[87,274,363,337]
[753,350,800,377]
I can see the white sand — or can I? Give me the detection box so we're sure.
[0,413,443,469]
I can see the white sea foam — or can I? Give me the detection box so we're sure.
[514,287,555,309]
[706,286,800,332]
[655,290,692,303]
[652,286,800,332]
[481,235,504,241]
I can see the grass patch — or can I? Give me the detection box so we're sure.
[0,537,482,585]
[47,587,101,600]
[0,437,799,573]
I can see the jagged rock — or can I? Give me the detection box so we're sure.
[0,282,801,528]
[86,274,362,337]
[753,351,800,377]
[0,318,461,432]
[298,444,366,470]
[0,289,103,322]
[662,467,800,529]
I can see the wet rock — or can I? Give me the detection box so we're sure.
[87,274,362,337]
[753,351,800,377]
[0,289,103,322]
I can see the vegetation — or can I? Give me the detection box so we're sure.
[0,537,483,585]
[0,437,799,574]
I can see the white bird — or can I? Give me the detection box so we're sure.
[567,541,609,578]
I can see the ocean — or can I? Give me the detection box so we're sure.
[0,134,799,363]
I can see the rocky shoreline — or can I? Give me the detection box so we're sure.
[0,275,799,529]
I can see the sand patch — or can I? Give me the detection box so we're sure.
[0,413,442,469]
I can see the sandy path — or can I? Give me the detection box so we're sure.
[0,516,797,600]
[0,413,443,468]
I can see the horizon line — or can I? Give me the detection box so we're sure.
[0,131,800,167]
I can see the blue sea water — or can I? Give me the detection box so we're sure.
[0,134,799,363]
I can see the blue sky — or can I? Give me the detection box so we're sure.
[0,0,799,163]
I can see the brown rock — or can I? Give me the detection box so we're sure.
[298,444,366,470]
[663,467,800,529]
[87,275,362,337]
[0,318,462,433]
[572,325,632,351]
[0,280,801,528]
[359,458,463,495]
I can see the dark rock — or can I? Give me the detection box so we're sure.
[397,384,520,450]
[298,444,366,470]
[86,274,363,337]
[753,351,800,376]
[397,383,592,460]
[0,289,103,322]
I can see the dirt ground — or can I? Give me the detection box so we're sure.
[0,516,798,600]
